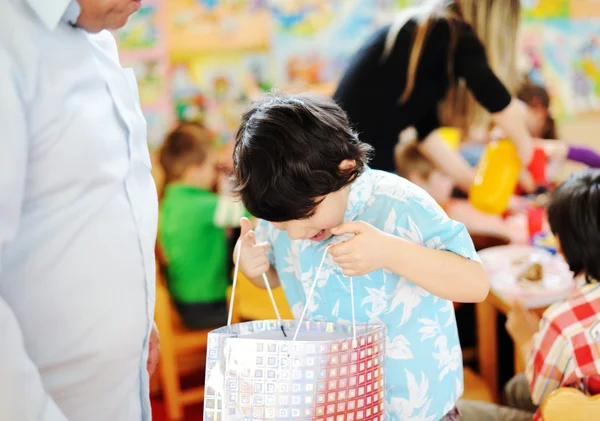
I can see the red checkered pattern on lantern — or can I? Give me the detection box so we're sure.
[526,283,600,421]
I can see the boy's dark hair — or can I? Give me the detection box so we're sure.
[232,92,372,222]
[547,169,600,283]
[159,121,214,185]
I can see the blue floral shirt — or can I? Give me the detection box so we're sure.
[255,168,479,421]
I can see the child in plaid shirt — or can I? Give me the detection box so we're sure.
[459,169,600,421]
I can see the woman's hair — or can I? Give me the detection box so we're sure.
[517,79,558,139]
[384,0,520,131]
[159,121,215,186]
[547,170,600,283]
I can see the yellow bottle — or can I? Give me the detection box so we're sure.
[469,139,521,215]
[438,127,461,150]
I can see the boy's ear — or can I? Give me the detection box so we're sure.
[338,159,357,171]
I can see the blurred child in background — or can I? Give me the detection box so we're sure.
[462,80,600,180]
[518,80,600,175]
[395,132,528,244]
[458,169,600,421]
[159,122,246,330]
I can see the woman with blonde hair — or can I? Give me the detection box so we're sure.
[334,0,534,192]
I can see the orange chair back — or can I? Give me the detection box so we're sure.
[230,273,293,322]
[541,388,600,421]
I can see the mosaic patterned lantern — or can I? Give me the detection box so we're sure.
[204,319,386,421]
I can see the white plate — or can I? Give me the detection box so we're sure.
[478,245,574,308]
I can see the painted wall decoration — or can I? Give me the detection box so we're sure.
[114,0,600,148]
[521,0,570,19]
[116,0,173,148]
[519,19,600,118]
[167,0,272,56]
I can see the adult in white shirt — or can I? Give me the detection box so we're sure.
[0,1,159,420]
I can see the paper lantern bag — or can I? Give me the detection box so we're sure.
[204,319,386,421]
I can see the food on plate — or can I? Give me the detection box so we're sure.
[518,262,544,282]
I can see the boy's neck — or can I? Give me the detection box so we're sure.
[170,179,213,191]
[180,174,214,191]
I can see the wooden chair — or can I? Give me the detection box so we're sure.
[153,245,211,420]
[541,388,600,420]
[462,367,494,403]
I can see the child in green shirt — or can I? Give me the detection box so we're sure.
[159,122,245,330]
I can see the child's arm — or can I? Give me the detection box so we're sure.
[330,185,490,303]
[330,221,488,302]
[566,144,600,168]
[447,199,527,244]
[380,234,489,303]
[418,130,475,193]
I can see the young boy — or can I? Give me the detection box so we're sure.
[232,93,489,421]
[159,122,246,330]
[394,137,528,244]
[458,169,600,421]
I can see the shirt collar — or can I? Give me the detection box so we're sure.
[26,0,79,31]
[342,166,374,223]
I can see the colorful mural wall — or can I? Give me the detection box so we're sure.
[115,0,600,148]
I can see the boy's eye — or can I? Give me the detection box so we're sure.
[299,211,315,220]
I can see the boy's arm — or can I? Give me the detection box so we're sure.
[331,188,489,302]
[386,189,489,303]
[381,235,489,303]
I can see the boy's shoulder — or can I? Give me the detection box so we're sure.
[369,169,443,209]
[542,282,600,333]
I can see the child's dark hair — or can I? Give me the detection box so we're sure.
[517,80,557,139]
[547,169,600,283]
[232,92,372,222]
[159,121,214,186]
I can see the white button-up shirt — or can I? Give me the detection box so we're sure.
[0,1,158,420]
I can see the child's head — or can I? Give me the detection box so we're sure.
[394,138,454,205]
[232,92,372,241]
[517,80,557,139]
[548,169,600,283]
[159,122,218,189]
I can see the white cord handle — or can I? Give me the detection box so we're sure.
[292,246,358,348]
[227,231,281,326]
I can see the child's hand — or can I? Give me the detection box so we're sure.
[506,300,540,347]
[329,221,389,277]
[234,217,271,279]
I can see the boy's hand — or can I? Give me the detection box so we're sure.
[506,300,540,347]
[329,221,389,277]
[234,217,271,279]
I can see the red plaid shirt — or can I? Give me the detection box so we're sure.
[526,282,600,421]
